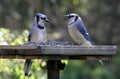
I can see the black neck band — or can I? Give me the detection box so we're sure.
[74,16,78,22]
[37,25,44,29]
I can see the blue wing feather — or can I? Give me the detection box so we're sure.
[76,20,92,43]
[28,26,34,41]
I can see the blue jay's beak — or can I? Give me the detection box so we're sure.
[64,15,69,20]
[45,18,50,23]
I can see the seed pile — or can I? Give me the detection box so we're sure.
[22,41,79,46]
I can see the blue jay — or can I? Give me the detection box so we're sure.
[24,13,49,76]
[64,13,103,65]
[64,13,92,46]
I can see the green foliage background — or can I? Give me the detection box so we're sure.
[0,0,120,79]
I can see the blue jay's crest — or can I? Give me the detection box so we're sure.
[33,13,49,29]
[32,13,49,30]
[64,13,81,25]
[35,13,49,23]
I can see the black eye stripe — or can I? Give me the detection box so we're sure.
[41,17,47,20]
[36,15,46,22]
[68,15,74,18]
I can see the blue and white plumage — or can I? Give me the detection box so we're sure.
[64,13,92,46]
[64,13,103,65]
[24,13,49,76]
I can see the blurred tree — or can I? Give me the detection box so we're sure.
[0,0,119,44]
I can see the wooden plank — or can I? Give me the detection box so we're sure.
[0,45,116,55]
[0,44,116,79]
[0,45,38,49]
[40,45,116,55]
[0,45,40,55]
[0,45,117,60]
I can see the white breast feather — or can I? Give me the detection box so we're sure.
[30,26,46,42]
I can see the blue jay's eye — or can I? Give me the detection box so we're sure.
[41,17,45,20]
[71,15,74,17]
[40,17,49,23]
[69,15,74,18]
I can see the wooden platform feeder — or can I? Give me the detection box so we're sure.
[0,42,117,79]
